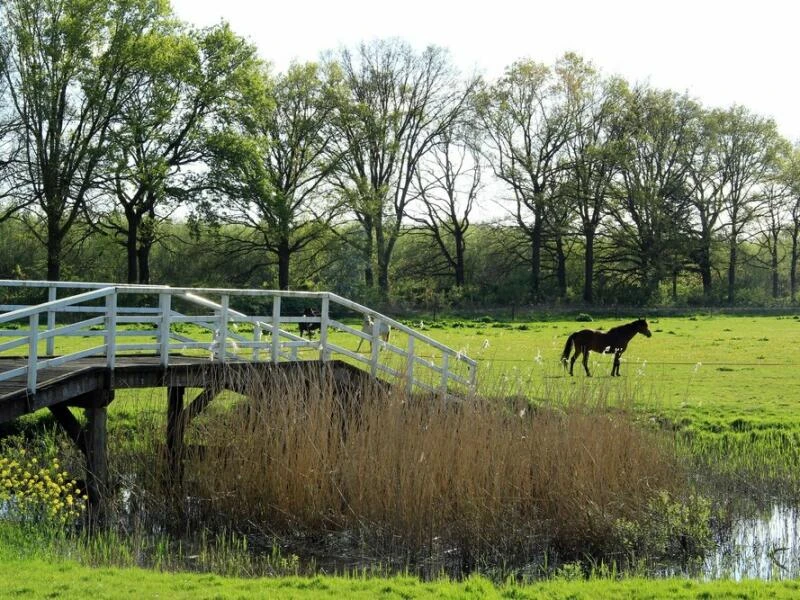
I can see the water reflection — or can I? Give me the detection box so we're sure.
[707,505,800,580]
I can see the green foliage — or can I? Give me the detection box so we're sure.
[613,492,713,566]
[576,313,593,322]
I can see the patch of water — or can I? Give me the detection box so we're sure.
[706,504,800,580]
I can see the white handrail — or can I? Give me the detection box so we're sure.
[0,280,477,395]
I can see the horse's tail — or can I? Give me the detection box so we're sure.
[561,333,575,364]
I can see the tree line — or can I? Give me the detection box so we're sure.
[1,0,799,308]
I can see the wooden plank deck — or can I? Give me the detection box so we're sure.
[0,355,359,425]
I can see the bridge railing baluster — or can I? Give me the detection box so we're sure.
[105,291,116,369]
[271,296,281,363]
[46,286,56,356]
[216,294,229,361]
[159,293,171,367]
[27,313,39,393]
[319,295,329,361]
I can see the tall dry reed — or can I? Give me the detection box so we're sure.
[171,364,685,570]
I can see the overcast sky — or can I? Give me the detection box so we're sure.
[170,0,800,142]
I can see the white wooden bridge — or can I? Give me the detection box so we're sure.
[0,280,476,400]
[0,280,477,512]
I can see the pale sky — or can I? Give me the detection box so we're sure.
[170,0,800,142]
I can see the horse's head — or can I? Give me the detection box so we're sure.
[637,318,652,337]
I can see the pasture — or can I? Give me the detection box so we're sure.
[420,314,800,432]
[413,313,800,500]
[2,311,800,582]
[4,311,798,458]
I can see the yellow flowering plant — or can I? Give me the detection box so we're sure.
[0,446,86,527]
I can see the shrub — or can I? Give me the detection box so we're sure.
[0,443,86,527]
[576,313,593,322]
[473,316,494,323]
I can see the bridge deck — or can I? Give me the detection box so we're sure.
[0,355,348,425]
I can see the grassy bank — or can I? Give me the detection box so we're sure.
[2,555,800,599]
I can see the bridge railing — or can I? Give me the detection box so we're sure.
[0,280,477,396]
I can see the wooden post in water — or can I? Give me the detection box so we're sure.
[166,386,185,485]
[84,390,110,522]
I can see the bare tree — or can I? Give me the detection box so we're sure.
[477,54,580,301]
[411,126,483,288]
[330,39,477,298]
[716,106,786,304]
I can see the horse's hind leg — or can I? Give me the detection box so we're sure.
[612,351,621,376]
[582,350,591,377]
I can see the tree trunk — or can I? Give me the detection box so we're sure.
[771,238,779,299]
[583,231,594,303]
[126,216,139,284]
[137,244,151,285]
[727,237,737,305]
[454,231,465,287]
[672,270,678,302]
[698,234,713,299]
[555,235,567,299]
[375,220,389,299]
[277,239,290,290]
[362,217,374,288]
[791,228,799,302]
[46,223,62,281]
[377,252,389,299]
[529,213,543,302]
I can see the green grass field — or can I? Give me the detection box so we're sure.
[6,313,799,454]
[3,555,800,599]
[3,313,800,593]
[414,314,800,432]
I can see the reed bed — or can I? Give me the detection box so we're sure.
[104,364,705,576]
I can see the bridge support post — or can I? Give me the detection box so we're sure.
[49,388,110,522]
[84,391,110,522]
[166,386,185,485]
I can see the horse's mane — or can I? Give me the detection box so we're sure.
[605,319,642,336]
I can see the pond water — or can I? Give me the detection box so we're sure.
[706,504,800,580]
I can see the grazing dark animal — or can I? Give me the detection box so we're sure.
[561,318,652,377]
[298,307,320,338]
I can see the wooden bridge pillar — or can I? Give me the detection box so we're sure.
[84,398,109,520]
[49,387,111,522]
[166,386,185,486]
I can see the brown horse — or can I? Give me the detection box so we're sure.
[561,318,652,377]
